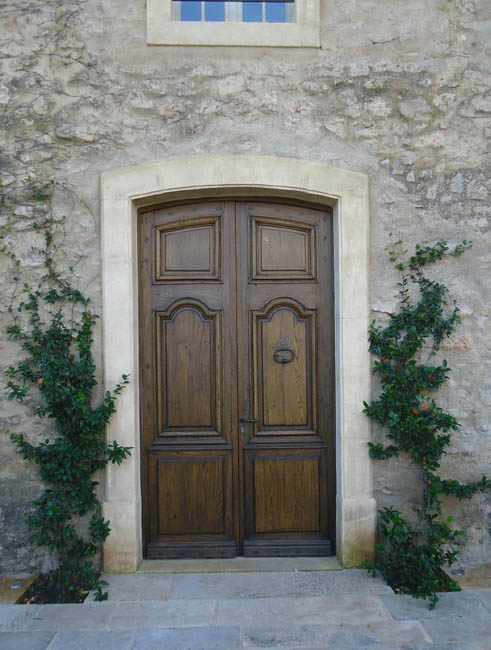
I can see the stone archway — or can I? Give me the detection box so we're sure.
[100,155,375,571]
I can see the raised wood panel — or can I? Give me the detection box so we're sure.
[262,308,307,427]
[254,458,320,533]
[154,217,221,282]
[252,298,316,434]
[166,227,211,271]
[251,217,316,281]
[260,226,307,271]
[156,299,222,437]
[157,458,225,535]
[242,447,330,556]
[165,309,212,428]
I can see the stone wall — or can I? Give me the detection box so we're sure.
[0,0,490,572]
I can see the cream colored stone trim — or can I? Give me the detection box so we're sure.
[147,0,320,47]
[101,155,375,571]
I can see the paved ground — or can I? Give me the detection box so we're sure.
[0,569,490,649]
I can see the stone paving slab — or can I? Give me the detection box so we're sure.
[131,625,240,649]
[0,630,56,650]
[109,599,217,628]
[420,615,491,645]
[169,569,391,601]
[380,591,491,620]
[215,597,294,626]
[291,595,392,625]
[241,623,433,649]
[0,604,44,631]
[88,573,173,602]
[242,624,326,648]
[430,638,481,649]
[467,588,491,612]
[170,571,298,600]
[44,629,134,650]
[417,644,483,650]
[287,569,393,596]
[26,602,116,630]
[288,643,396,650]
[285,646,397,650]
[320,620,432,648]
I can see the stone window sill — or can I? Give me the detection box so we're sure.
[146,0,320,47]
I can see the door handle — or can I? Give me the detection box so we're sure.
[274,347,294,364]
[239,418,257,423]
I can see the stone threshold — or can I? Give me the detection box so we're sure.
[135,556,341,574]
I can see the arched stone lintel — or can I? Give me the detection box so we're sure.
[100,155,374,571]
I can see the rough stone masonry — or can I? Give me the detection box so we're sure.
[0,0,490,573]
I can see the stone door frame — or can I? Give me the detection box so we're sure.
[100,155,375,571]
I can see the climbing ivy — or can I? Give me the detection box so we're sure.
[364,239,491,608]
[1,181,131,602]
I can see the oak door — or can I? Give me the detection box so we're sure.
[139,201,334,558]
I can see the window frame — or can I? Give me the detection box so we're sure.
[146,0,320,47]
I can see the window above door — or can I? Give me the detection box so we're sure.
[147,0,320,47]
[174,1,296,25]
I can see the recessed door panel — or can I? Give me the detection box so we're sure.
[251,216,316,281]
[253,457,320,533]
[156,300,222,437]
[146,449,235,558]
[157,458,225,535]
[243,447,330,557]
[252,298,316,433]
[164,308,213,428]
[154,217,221,282]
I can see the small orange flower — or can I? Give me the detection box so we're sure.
[412,408,419,415]
[37,378,43,386]
[423,404,429,410]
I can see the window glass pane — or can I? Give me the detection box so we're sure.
[181,1,202,21]
[175,0,295,24]
[225,1,242,22]
[285,1,295,22]
[265,1,286,22]
[242,2,262,22]
[205,1,225,21]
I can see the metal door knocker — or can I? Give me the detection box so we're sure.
[273,348,295,364]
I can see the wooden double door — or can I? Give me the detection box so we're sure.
[139,200,334,558]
